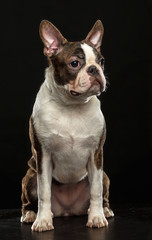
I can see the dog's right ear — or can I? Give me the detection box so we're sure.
[39,20,67,57]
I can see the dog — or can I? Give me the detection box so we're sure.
[21,19,114,232]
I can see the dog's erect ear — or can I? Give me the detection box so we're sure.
[39,20,67,57]
[85,20,104,51]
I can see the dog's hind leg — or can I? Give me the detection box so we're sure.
[21,156,38,223]
[21,116,42,223]
[103,171,114,218]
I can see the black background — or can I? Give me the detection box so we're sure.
[0,0,152,209]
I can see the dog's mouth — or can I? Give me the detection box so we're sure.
[70,90,81,96]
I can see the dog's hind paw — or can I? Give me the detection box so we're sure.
[103,207,114,218]
[21,210,37,223]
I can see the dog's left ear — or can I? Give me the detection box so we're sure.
[39,20,67,57]
[85,20,104,51]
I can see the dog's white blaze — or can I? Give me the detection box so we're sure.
[81,43,96,65]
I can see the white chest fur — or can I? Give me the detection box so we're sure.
[32,80,104,183]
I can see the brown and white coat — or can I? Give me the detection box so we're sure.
[21,20,114,232]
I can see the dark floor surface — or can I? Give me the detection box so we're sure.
[0,205,152,240]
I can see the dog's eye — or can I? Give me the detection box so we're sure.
[100,58,105,66]
[70,60,79,68]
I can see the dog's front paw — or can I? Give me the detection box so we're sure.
[86,208,108,228]
[31,214,54,232]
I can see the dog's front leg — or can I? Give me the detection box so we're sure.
[31,148,54,232]
[87,151,108,228]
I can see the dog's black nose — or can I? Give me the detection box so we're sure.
[87,65,99,76]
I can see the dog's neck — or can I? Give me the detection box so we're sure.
[45,67,94,106]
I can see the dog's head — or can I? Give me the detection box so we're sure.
[39,20,106,100]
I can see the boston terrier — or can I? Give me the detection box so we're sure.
[21,20,114,232]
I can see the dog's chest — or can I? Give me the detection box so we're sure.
[36,99,103,153]
[34,97,104,182]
